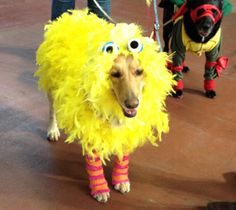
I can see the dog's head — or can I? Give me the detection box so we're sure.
[109,54,144,118]
[96,23,175,120]
[185,0,223,41]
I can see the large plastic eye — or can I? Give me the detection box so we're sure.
[102,42,119,54]
[127,38,143,53]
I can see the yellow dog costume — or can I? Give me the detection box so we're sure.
[35,10,175,161]
[35,9,175,202]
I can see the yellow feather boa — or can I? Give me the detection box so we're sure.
[35,10,175,162]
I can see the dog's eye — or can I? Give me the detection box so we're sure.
[135,69,143,76]
[127,39,143,53]
[197,8,205,16]
[111,71,122,78]
[211,9,218,17]
[102,42,119,54]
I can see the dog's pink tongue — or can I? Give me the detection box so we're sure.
[124,108,137,118]
[127,109,136,115]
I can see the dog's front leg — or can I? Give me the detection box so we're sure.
[170,20,186,98]
[47,92,60,141]
[204,43,221,98]
[86,155,110,203]
[112,155,130,194]
[170,53,185,98]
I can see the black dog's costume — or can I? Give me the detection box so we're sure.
[170,16,227,97]
[159,0,232,98]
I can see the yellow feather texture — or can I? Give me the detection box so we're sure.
[35,10,175,162]
[146,0,152,6]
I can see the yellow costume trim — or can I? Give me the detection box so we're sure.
[146,0,152,6]
[182,23,221,56]
[35,10,175,162]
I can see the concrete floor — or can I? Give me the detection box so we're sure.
[0,1,236,210]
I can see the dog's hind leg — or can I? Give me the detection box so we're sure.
[169,60,185,98]
[112,155,130,194]
[170,19,186,98]
[86,155,110,203]
[47,92,60,141]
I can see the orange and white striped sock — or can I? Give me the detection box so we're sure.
[86,155,110,196]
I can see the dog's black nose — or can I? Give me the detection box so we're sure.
[124,98,139,109]
[202,22,211,31]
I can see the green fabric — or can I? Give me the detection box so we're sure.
[204,42,222,80]
[171,18,222,81]
[171,18,186,66]
[169,0,185,7]
[223,0,233,16]
[171,18,185,81]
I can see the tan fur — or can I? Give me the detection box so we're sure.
[110,54,144,117]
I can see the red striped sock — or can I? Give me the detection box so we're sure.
[112,155,129,185]
[86,155,110,196]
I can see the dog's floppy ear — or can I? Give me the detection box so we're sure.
[186,0,204,9]
[186,0,194,8]
[220,0,224,9]
[186,0,199,10]
[217,0,224,10]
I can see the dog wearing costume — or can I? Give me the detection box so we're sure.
[35,10,175,203]
[159,0,232,98]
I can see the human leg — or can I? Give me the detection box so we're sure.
[51,0,75,20]
[87,0,111,21]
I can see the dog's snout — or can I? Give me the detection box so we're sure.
[202,22,211,31]
[124,98,139,109]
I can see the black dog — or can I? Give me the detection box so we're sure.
[160,0,228,98]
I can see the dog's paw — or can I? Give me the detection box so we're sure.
[172,90,183,98]
[205,90,216,99]
[93,192,110,203]
[182,66,190,73]
[47,127,60,141]
[114,181,130,194]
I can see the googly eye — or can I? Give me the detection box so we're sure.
[102,42,119,54]
[127,38,143,53]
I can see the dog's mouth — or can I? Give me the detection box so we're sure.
[196,21,213,38]
[198,29,211,38]
[122,108,137,118]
